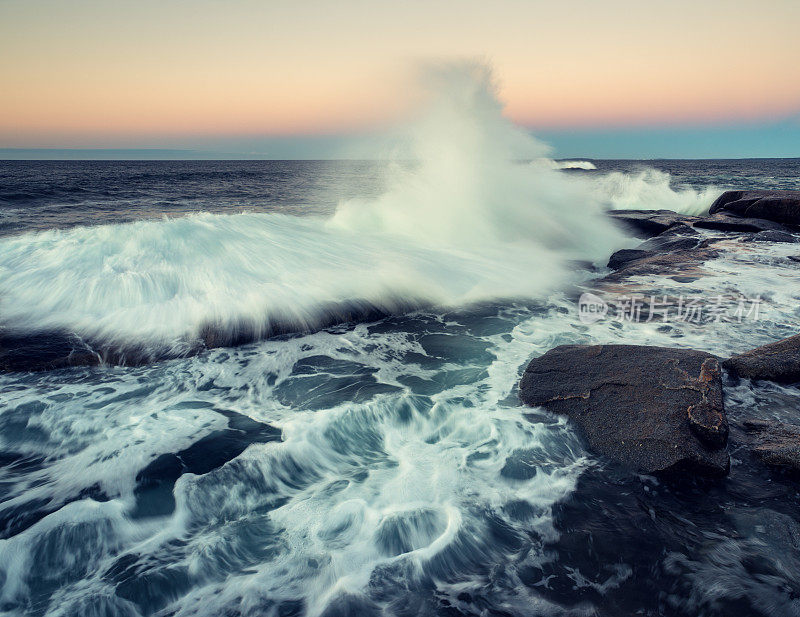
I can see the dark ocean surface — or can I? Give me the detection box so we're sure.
[1,159,799,237]
[0,159,799,617]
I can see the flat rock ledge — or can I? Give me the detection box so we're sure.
[519,345,729,477]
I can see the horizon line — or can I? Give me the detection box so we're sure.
[2,149,800,163]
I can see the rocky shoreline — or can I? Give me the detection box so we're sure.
[519,189,800,480]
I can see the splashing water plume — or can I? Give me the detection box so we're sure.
[0,61,624,360]
[332,62,622,254]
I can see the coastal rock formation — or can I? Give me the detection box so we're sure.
[692,214,790,234]
[606,248,655,270]
[519,344,729,476]
[602,242,719,281]
[603,207,797,284]
[747,230,800,243]
[741,419,800,473]
[607,207,794,239]
[608,209,698,237]
[709,190,800,226]
[723,334,800,384]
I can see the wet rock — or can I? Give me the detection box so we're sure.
[788,255,800,263]
[709,190,800,227]
[600,244,719,283]
[607,249,655,270]
[609,207,795,241]
[741,419,800,473]
[723,334,800,384]
[692,214,789,233]
[608,210,699,238]
[0,330,101,372]
[640,233,704,253]
[519,345,729,476]
[747,230,799,243]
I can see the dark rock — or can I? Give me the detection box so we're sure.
[519,345,729,476]
[0,330,102,372]
[789,255,800,263]
[609,206,796,241]
[693,214,789,233]
[748,230,799,244]
[600,244,720,283]
[607,249,655,270]
[656,222,701,237]
[741,419,800,473]
[132,409,281,518]
[709,190,800,226]
[0,298,421,371]
[723,334,800,383]
[640,233,703,253]
[608,210,699,238]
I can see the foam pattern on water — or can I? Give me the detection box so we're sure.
[2,235,799,616]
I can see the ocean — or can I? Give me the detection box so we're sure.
[1,157,799,617]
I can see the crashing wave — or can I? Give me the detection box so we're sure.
[0,62,628,367]
[592,167,722,216]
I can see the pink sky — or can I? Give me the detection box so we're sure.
[2,0,799,147]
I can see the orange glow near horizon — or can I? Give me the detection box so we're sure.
[2,0,799,147]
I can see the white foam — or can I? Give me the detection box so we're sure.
[533,159,597,170]
[593,167,722,215]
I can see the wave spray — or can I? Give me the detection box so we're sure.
[0,61,624,362]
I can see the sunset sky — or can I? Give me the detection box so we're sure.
[2,0,799,158]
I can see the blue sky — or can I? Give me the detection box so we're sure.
[2,120,798,160]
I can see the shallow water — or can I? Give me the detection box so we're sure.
[1,159,800,617]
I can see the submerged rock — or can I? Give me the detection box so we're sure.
[0,330,102,372]
[723,333,800,384]
[709,190,800,226]
[519,344,729,476]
